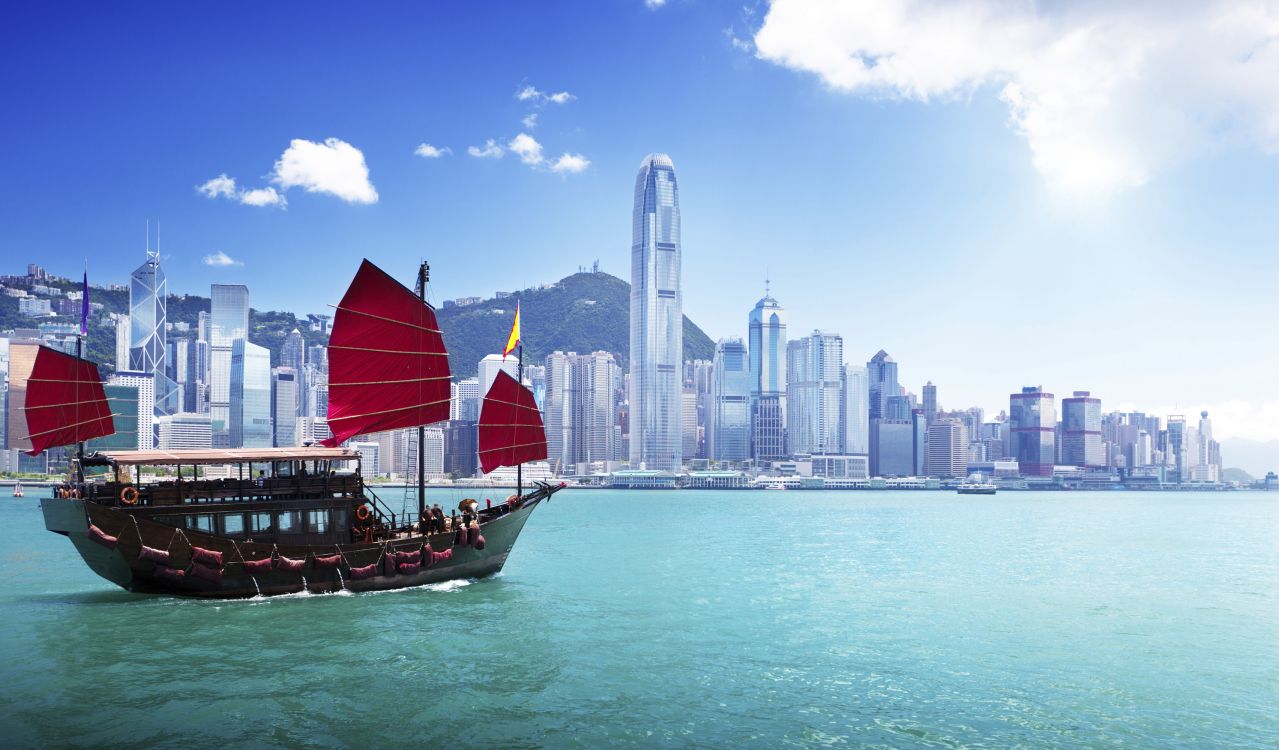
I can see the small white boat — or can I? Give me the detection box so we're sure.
[12,481,24,498]
[957,473,997,495]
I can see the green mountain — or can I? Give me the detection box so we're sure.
[437,271,715,378]
[1,270,716,379]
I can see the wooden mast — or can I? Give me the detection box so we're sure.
[416,261,429,529]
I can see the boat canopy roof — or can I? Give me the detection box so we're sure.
[83,447,359,467]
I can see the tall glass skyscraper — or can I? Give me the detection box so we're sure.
[129,251,178,437]
[210,284,249,447]
[786,331,844,455]
[748,289,786,460]
[1011,386,1056,477]
[708,338,750,463]
[866,349,898,421]
[629,153,682,471]
[230,339,272,448]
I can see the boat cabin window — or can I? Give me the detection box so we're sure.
[306,510,329,534]
[221,513,245,537]
[185,514,214,533]
[278,511,301,533]
[332,508,348,531]
[275,461,295,478]
[250,512,272,534]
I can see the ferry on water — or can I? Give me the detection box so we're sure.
[22,259,562,598]
[956,473,998,495]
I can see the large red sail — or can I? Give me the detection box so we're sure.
[322,260,452,447]
[478,370,547,474]
[20,345,114,455]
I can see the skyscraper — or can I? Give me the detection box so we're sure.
[748,288,787,460]
[1011,386,1056,477]
[129,250,178,438]
[841,364,869,455]
[230,339,271,448]
[866,350,898,421]
[1061,390,1103,468]
[209,284,249,447]
[926,419,969,478]
[282,328,305,373]
[708,338,750,463]
[786,331,843,455]
[629,153,683,471]
[544,350,620,474]
[922,381,937,425]
[478,353,519,395]
[271,367,299,447]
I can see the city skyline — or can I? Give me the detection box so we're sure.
[2,2,1276,456]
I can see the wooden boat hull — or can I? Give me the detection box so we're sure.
[41,492,551,598]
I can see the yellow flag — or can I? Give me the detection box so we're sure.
[503,302,521,357]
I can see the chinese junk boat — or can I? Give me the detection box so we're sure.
[37,259,561,598]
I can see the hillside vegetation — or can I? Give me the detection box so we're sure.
[438,271,715,378]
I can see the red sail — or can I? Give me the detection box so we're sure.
[478,370,547,474]
[22,345,114,455]
[322,260,452,447]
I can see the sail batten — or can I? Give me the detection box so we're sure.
[478,370,547,474]
[321,260,452,447]
[15,344,114,455]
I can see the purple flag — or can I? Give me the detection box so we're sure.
[80,271,89,335]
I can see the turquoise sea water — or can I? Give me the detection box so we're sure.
[1,487,1276,749]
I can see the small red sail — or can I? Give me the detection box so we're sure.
[21,345,114,455]
[322,260,452,447]
[478,370,547,474]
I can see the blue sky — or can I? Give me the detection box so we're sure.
[3,1,1277,450]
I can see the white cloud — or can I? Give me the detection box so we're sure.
[197,173,237,199]
[271,137,378,204]
[508,133,545,165]
[522,113,539,129]
[516,83,577,105]
[752,0,1279,192]
[202,251,244,267]
[550,153,591,174]
[468,139,505,158]
[239,186,285,207]
[414,143,451,158]
[197,174,284,207]
[646,0,667,8]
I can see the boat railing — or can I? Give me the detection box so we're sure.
[360,485,398,529]
[84,474,362,507]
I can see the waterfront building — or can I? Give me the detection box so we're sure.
[156,413,213,451]
[453,377,480,422]
[1011,386,1056,477]
[106,371,154,451]
[229,339,271,448]
[629,153,683,472]
[1062,391,1104,468]
[841,364,869,455]
[296,416,330,445]
[86,383,140,452]
[748,288,786,460]
[786,331,843,456]
[129,250,179,432]
[922,381,937,425]
[271,367,299,448]
[209,284,249,447]
[870,419,914,477]
[282,328,305,373]
[478,353,518,396]
[544,350,620,475]
[351,441,381,477]
[926,419,969,478]
[708,338,750,463]
[681,388,699,460]
[866,350,899,421]
[809,454,870,480]
[443,420,478,477]
[114,315,130,371]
